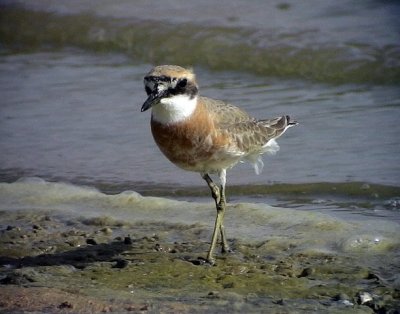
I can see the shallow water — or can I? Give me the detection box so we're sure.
[0,50,399,188]
[1,1,400,231]
[2,179,400,259]
[1,179,399,270]
[1,1,400,188]
[2,1,400,83]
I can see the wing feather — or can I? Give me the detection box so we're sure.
[200,96,252,125]
[200,96,298,173]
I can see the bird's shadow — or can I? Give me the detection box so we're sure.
[0,240,132,271]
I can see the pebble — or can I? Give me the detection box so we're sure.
[66,239,82,247]
[113,259,129,269]
[298,267,315,278]
[86,238,98,245]
[341,300,354,306]
[223,282,235,289]
[124,236,133,245]
[357,291,373,304]
[273,299,285,305]
[206,291,220,299]
[333,293,350,301]
[32,224,42,230]
[154,243,164,252]
[6,225,22,232]
[333,293,354,306]
[100,227,113,235]
[361,183,370,190]
[58,301,73,309]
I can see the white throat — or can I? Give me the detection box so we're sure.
[152,95,198,124]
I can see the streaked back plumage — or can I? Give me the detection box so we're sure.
[200,96,297,174]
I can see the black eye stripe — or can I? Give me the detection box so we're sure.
[145,75,171,83]
[177,78,187,88]
[144,75,198,99]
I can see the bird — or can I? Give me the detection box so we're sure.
[141,65,297,265]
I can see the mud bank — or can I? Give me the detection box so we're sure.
[0,208,398,313]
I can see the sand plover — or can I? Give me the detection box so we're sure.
[141,65,297,264]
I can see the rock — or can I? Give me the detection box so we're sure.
[124,236,133,245]
[298,267,315,278]
[361,183,370,190]
[341,300,354,306]
[206,291,220,299]
[357,291,373,305]
[86,238,98,245]
[100,227,112,235]
[113,259,129,269]
[223,282,235,289]
[32,224,42,230]
[273,299,285,305]
[154,243,164,252]
[333,293,350,301]
[0,269,39,285]
[58,301,73,309]
[65,238,82,247]
[333,293,354,306]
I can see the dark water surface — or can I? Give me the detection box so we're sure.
[1,1,400,187]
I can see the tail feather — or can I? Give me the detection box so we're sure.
[257,115,298,142]
[259,115,298,129]
[286,115,298,127]
[240,115,297,174]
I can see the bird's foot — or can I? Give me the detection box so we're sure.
[221,245,232,254]
[205,256,216,266]
[186,256,216,266]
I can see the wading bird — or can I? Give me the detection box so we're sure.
[141,65,297,264]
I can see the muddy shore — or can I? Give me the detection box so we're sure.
[0,208,399,313]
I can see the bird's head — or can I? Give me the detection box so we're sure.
[141,65,198,113]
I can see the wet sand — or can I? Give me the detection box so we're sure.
[0,209,399,313]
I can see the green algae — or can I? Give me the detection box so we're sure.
[1,209,399,313]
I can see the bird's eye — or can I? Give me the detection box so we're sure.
[177,78,187,88]
[145,86,152,95]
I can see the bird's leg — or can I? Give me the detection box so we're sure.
[202,173,220,264]
[217,169,230,254]
[202,171,229,265]
[202,173,220,204]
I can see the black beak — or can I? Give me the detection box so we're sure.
[141,88,167,112]
[141,92,157,112]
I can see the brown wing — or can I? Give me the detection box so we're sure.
[225,115,296,153]
[200,96,297,153]
[200,96,253,125]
